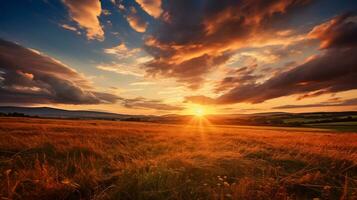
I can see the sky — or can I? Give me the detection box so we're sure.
[0,0,357,115]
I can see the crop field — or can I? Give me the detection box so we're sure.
[0,117,356,200]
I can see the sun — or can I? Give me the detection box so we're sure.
[193,107,205,117]
[187,104,210,117]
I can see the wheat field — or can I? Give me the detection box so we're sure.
[0,117,356,200]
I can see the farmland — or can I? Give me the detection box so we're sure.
[0,117,356,199]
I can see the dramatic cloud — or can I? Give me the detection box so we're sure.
[274,98,357,109]
[142,0,311,88]
[213,63,261,93]
[145,51,231,89]
[63,0,104,40]
[308,12,357,49]
[126,7,148,32]
[119,97,183,111]
[0,39,118,104]
[186,13,357,104]
[136,0,162,18]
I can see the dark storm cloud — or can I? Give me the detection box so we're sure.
[186,13,357,104]
[273,98,357,109]
[119,97,183,111]
[0,39,119,104]
[143,0,311,88]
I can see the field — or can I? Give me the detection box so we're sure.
[0,117,356,200]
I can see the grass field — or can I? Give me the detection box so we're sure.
[0,117,356,200]
[306,122,357,132]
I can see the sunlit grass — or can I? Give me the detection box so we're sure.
[0,117,356,199]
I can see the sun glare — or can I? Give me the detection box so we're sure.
[187,104,211,117]
[193,107,205,117]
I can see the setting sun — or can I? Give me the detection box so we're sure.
[186,104,212,117]
[193,107,205,117]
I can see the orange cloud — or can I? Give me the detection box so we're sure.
[142,0,311,89]
[126,7,148,32]
[120,97,183,111]
[136,0,162,18]
[104,43,141,59]
[186,13,357,105]
[63,0,104,40]
[308,12,357,49]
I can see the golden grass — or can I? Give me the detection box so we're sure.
[0,117,356,199]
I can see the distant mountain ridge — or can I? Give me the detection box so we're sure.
[0,106,136,119]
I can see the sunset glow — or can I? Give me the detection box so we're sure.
[186,104,215,117]
[192,106,206,117]
[1,1,357,199]
[0,1,356,114]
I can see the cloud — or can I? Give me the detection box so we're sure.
[142,0,312,88]
[60,24,78,32]
[104,43,141,59]
[273,98,357,109]
[135,0,162,18]
[130,81,156,86]
[214,63,261,93]
[145,51,232,89]
[63,0,104,40]
[308,12,357,49]
[186,13,357,105]
[104,43,128,55]
[119,97,183,111]
[97,64,144,77]
[216,47,357,104]
[184,95,216,105]
[126,7,148,32]
[0,39,118,104]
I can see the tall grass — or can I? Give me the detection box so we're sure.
[0,117,356,199]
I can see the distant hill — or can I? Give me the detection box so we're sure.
[0,106,137,119]
[1,106,356,131]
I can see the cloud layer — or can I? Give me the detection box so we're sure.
[63,0,104,40]
[142,0,311,88]
[186,13,357,105]
[119,97,183,111]
[136,0,162,18]
[0,39,118,104]
[126,7,148,32]
[274,98,357,109]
